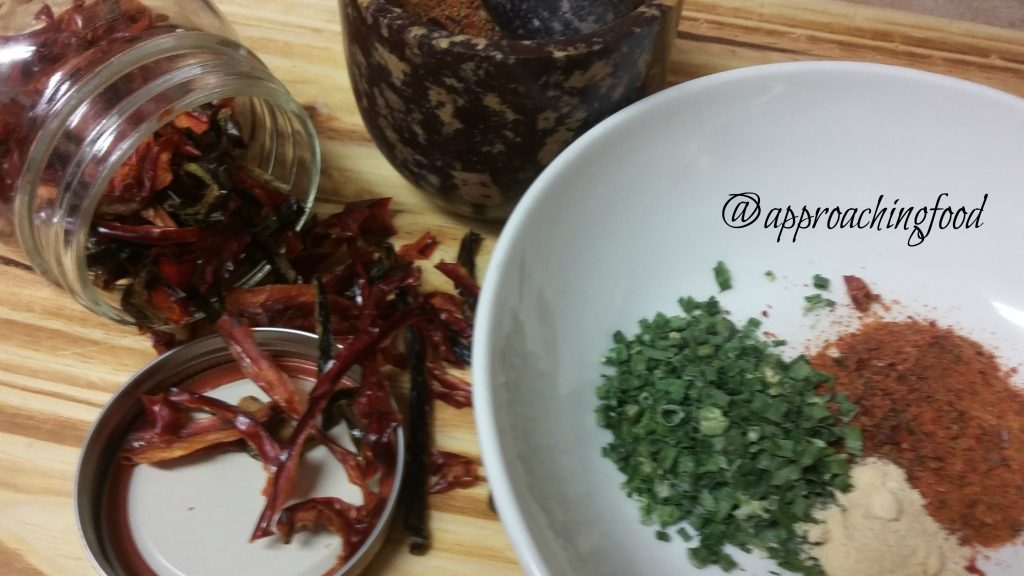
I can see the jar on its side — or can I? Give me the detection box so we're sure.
[0,0,320,324]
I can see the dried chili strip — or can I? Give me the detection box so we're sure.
[216,314,307,419]
[426,292,473,339]
[397,232,439,262]
[93,221,201,245]
[349,358,401,487]
[434,262,479,300]
[123,428,247,464]
[139,393,188,438]
[428,449,481,494]
[226,284,360,334]
[172,110,211,135]
[123,394,277,464]
[275,497,379,571]
[251,305,426,541]
[115,185,484,562]
[315,430,372,504]
[310,275,373,500]
[427,363,472,409]
[164,388,283,468]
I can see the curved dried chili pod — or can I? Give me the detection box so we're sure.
[121,389,278,467]
[426,292,473,338]
[165,388,283,469]
[122,399,277,465]
[226,284,359,333]
[397,232,439,262]
[156,253,197,292]
[251,306,425,541]
[139,393,188,438]
[435,261,479,299]
[275,497,378,569]
[97,136,154,218]
[305,197,396,252]
[94,221,202,245]
[171,110,211,135]
[147,280,196,326]
[215,314,307,419]
[124,427,246,465]
[427,363,472,410]
[428,450,481,494]
[143,135,175,192]
[315,430,371,503]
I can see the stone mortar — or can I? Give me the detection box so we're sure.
[341,0,682,220]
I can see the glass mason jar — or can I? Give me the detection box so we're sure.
[0,0,320,323]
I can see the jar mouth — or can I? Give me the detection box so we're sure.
[361,0,671,57]
[15,31,320,324]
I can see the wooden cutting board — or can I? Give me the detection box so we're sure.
[1,1,1023,574]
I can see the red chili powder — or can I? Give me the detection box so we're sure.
[811,319,1024,548]
[402,0,501,38]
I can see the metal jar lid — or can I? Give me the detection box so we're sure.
[75,328,403,576]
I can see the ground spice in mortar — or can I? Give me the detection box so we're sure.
[802,458,970,576]
[401,0,500,38]
[811,319,1024,548]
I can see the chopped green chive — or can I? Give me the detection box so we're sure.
[597,295,856,575]
[714,261,732,292]
[812,274,830,291]
[659,405,686,426]
[804,293,836,314]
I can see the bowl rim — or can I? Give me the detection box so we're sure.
[470,59,1024,576]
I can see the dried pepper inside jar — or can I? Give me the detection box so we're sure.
[87,98,312,331]
[0,0,320,323]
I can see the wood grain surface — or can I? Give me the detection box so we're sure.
[1,1,1023,575]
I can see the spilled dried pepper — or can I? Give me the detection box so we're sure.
[122,213,487,570]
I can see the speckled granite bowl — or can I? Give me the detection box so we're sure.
[341,0,683,220]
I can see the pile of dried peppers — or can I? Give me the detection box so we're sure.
[120,194,485,568]
[1,0,161,232]
[6,0,486,568]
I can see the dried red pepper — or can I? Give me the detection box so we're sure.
[123,221,485,570]
[275,497,379,568]
[435,261,480,300]
[164,388,283,470]
[122,398,278,464]
[1,0,160,227]
[86,98,306,329]
[428,449,481,494]
[398,232,440,261]
[216,315,308,419]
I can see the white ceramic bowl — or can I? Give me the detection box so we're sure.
[473,61,1024,575]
